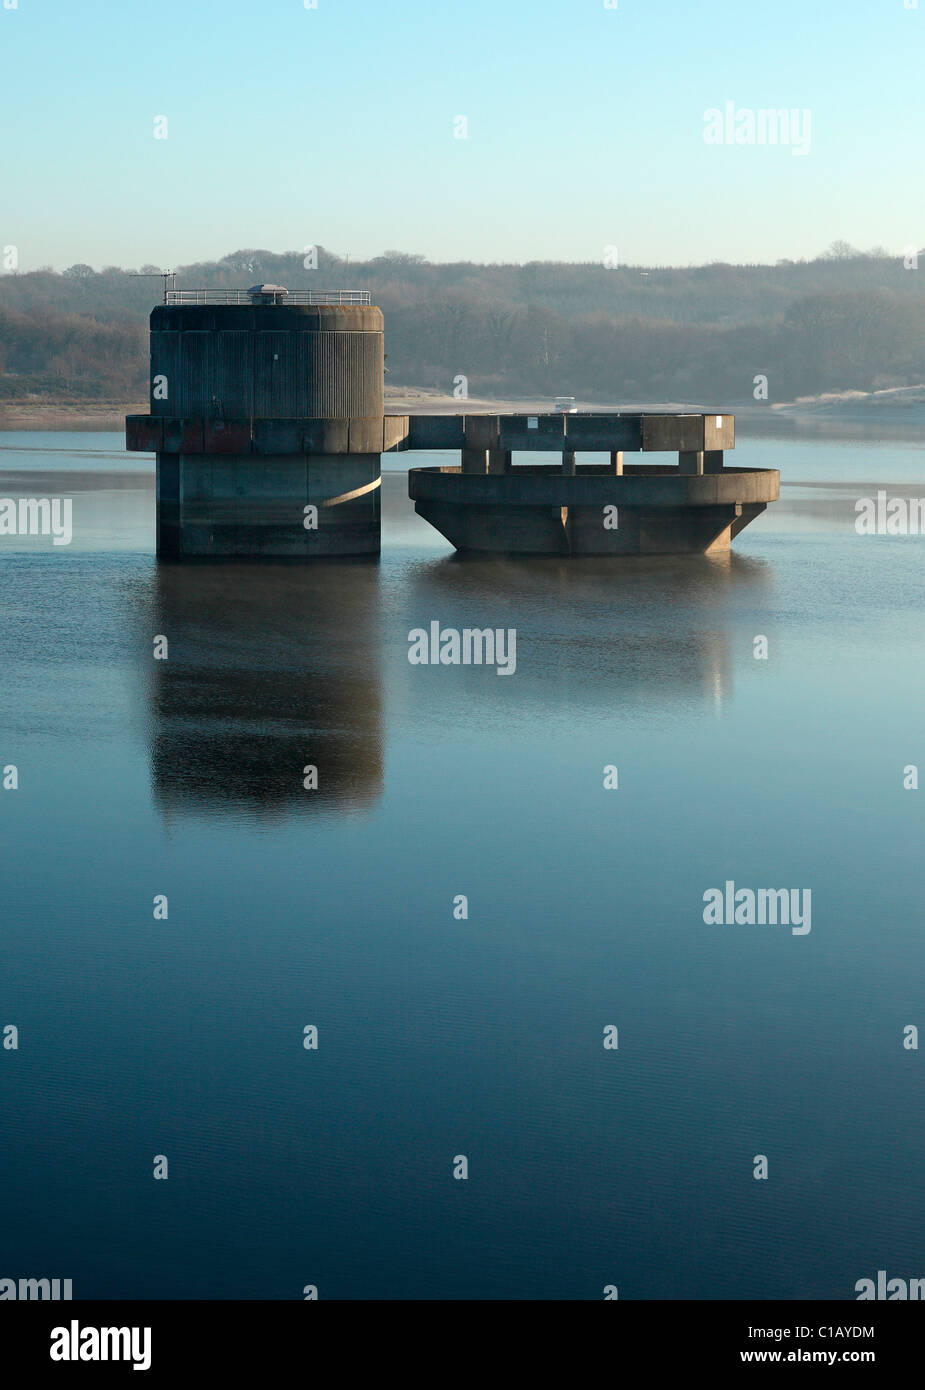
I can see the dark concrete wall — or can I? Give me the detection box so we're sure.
[149,304,384,421]
[157,452,380,558]
[408,464,779,509]
[408,461,777,556]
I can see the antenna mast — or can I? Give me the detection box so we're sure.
[129,269,177,303]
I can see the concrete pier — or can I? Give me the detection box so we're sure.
[400,413,779,555]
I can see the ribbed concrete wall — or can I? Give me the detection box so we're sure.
[149,304,384,420]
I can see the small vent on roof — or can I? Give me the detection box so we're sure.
[247,283,289,304]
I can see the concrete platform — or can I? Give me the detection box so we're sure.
[408,462,780,556]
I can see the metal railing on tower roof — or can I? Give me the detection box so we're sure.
[164,289,372,306]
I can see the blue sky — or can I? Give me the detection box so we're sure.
[0,0,922,271]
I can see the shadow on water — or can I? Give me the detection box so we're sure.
[141,560,384,820]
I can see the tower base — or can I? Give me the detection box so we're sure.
[156,452,381,559]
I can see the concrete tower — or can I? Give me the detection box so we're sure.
[126,286,386,558]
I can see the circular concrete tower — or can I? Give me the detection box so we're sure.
[126,287,385,558]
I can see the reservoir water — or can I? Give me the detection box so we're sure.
[0,430,922,1299]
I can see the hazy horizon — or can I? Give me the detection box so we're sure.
[6,241,917,278]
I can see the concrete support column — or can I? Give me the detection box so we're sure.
[461,447,488,475]
[611,451,623,475]
[487,449,511,475]
[704,450,724,473]
[679,450,704,475]
[462,415,501,477]
[562,449,576,476]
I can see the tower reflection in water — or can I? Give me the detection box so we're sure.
[400,547,774,716]
[146,561,383,819]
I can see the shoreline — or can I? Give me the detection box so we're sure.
[1,386,923,443]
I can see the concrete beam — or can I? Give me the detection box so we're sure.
[131,411,739,462]
[704,414,735,451]
[463,415,502,450]
[642,415,705,453]
[126,415,164,452]
[498,415,566,450]
[565,415,643,452]
[383,415,410,451]
[405,415,466,449]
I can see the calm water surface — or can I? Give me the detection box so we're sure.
[0,431,922,1299]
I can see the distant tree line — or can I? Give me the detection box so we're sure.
[0,301,145,401]
[0,243,923,407]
